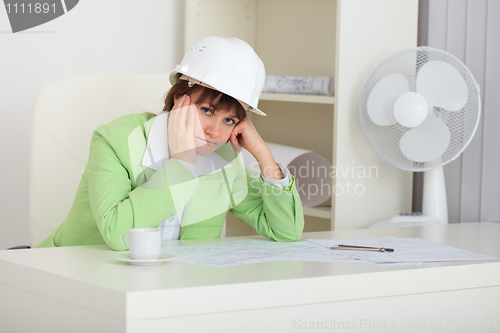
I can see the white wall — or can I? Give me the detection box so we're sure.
[0,0,185,249]
[424,0,500,224]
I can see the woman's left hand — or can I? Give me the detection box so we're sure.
[229,117,267,157]
[229,117,284,180]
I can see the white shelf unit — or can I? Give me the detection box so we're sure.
[184,0,418,233]
[260,93,335,105]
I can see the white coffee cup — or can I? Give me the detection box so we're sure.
[121,228,161,260]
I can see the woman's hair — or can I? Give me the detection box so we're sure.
[163,79,247,120]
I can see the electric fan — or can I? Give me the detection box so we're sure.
[359,47,481,227]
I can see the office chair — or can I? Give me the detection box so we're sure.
[25,74,169,248]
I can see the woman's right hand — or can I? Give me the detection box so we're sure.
[167,95,197,164]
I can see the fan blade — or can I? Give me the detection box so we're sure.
[400,115,450,162]
[416,61,468,111]
[367,73,409,126]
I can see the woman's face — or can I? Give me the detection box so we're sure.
[175,90,240,156]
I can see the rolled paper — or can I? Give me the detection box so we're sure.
[242,143,332,208]
[263,75,334,96]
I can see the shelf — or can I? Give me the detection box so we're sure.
[185,0,417,233]
[260,93,335,105]
[303,206,332,219]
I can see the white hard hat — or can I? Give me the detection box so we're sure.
[169,36,266,116]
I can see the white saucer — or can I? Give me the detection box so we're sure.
[113,253,175,266]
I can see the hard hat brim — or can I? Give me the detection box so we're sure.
[169,71,266,116]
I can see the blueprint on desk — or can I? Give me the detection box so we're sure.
[162,239,364,267]
[307,237,498,264]
[161,237,497,267]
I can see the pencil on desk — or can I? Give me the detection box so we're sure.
[329,244,394,252]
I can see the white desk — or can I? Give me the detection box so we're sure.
[1,222,499,333]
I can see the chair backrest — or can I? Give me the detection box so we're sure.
[30,74,170,246]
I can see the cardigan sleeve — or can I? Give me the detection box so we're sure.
[86,127,198,250]
[229,156,305,242]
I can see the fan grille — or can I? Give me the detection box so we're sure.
[359,47,481,172]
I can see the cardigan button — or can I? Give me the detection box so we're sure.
[172,209,177,215]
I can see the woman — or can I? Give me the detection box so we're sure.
[36,37,304,250]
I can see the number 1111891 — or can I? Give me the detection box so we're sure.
[6,3,56,14]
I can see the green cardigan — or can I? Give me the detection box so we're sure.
[36,113,304,250]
